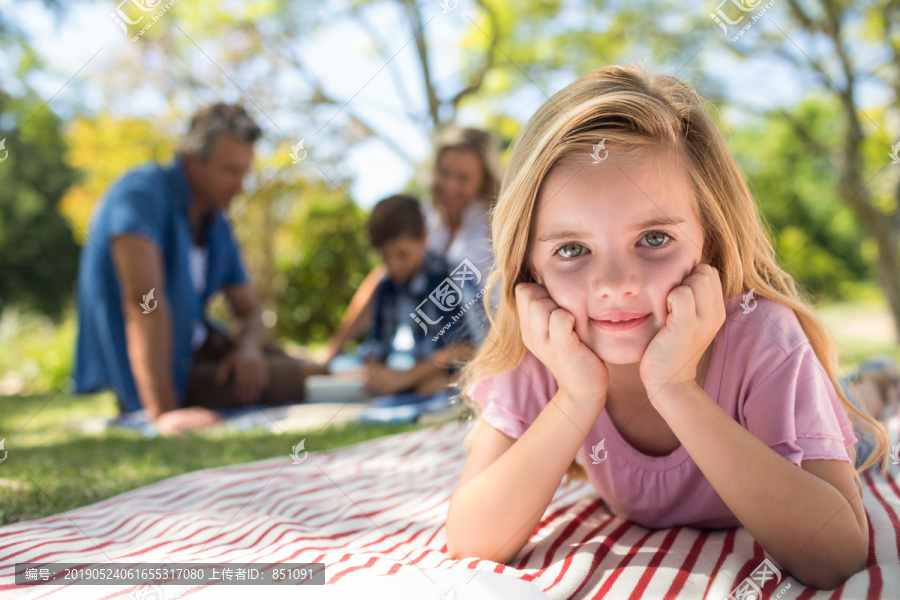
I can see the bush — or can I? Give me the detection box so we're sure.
[0,307,76,395]
[271,188,377,344]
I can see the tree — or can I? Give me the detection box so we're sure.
[0,0,96,317]
[269,182,377,343]
[59,114,176,241]
[0,92,79,317]
[732,97,874,300]
[716,0,900,340]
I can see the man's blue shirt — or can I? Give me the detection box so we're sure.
[73,156,248,413]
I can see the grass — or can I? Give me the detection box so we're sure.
[0,391,429,525]
[1,296,898,526]
[816,296,900,368]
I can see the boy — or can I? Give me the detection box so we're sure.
[359,195,476,396]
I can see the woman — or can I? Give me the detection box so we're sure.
[318,127,501,367]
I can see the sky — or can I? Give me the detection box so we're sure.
[1,0,891,209]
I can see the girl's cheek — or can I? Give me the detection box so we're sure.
[646,259,693,321]
[541,268,588,321]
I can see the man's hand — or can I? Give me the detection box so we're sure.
[215,345,270,404]
[154,406,224,435]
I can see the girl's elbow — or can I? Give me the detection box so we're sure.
[822,554,867,590]
[445,538,516,564]
[445,516,492,562]
[793,546,867,590]
[822,534,868,589]
[445,506,473,560]
[445,514,518,564]
[445,540,477,561]
[444,527,484,562]
[445,491,524,564]
[799,566,858,591]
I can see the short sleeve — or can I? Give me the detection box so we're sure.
[105,179,166,247]
[224,253,248,287]
[742,342,857,467]
[466,351,558,440]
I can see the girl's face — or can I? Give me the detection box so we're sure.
[434,149,485,217]
[528,154,706,365]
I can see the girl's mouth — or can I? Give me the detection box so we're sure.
[591,314,650,332]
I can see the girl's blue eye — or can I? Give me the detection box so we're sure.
[552,231,672,262]
[643,231,671,249]
[556,242,585,259]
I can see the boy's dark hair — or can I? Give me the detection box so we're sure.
[367,195,425,248]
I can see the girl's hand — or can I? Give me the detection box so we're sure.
[515,282,609,413]
[640,263,726,403]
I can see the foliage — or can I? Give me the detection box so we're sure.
[0,307,76,396]
[2,0,898,375]
[732,98,874,301]
[269,184,378,344]
[0,92,80,316]
[59,114,177,242]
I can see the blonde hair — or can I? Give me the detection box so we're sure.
[430,126,502,217]
[457,63,889,493]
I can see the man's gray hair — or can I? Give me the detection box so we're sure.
[179,103,262,160]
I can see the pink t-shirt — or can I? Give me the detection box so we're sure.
[467,294,858,529]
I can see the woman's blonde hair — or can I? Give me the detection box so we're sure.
[457,63,890,493]
[429,126,502,218]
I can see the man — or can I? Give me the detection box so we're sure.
[74,103,325,435]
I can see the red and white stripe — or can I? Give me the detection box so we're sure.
[2,414,899,599]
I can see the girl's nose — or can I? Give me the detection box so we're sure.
[591,254,639,300]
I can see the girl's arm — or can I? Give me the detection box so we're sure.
[446,391,603,563]
[641,265,866,589]
[652,380,868,590]
[446,282,610,563]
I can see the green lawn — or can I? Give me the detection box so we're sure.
[816,298,900,370]
[0,391,429,525]
[0,297,898,526]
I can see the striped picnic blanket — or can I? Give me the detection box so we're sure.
[3,407,900,599]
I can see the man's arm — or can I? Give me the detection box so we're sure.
[220,283,269,403]
[111,235,179,420]
[223,283,266,350]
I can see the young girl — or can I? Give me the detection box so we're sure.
[445,64,890,591]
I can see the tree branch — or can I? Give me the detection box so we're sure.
[773,108,830,156]
[353,4,420,123]
[288,45,418,166]
[450,0,498,110]
[402,0,441,128]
